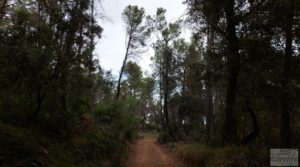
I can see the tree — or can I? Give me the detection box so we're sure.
[123,61,143,97]
[116,5,150,99]
[149,8,182,141]
[278,0,296,148]
[185,0,259,144]
[0,0,102,135]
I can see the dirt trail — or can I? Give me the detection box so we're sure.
[124,138,185,167]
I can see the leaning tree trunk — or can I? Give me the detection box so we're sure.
[116,31,132,100]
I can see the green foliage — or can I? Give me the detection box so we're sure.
[116,5,151,99]
[122,5,144,30]
[0,0,299,166]
[122,5,151,49]
[0,1,143,166]
[157,122,186,144]
[0,123,48,167]
[123,61,144,96]
[157,131,170,144]
[0,0,102,136]
[94,100,139,142]
[0,115,137,167]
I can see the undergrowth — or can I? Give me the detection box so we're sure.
[168,143,269,167]
[0,100,139,167]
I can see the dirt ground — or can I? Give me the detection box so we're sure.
[124,137,185,167]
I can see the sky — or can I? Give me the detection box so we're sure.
[94,0,189,76]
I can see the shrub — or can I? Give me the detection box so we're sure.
[0,99,140,167]
[93,100,139,142]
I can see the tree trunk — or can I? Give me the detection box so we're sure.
[280,0,294,148]
[206,25,215,141]
[241,104,259,145]
[28,85,45,121]
[182,67,186,94]
[223,0,240,144]
[163,49,171,131]
[206,78,213,140]
[159,71,165,129]
[116,32,132,100]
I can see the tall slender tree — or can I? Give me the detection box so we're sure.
[116,5,150,99]
[150,8,182,140]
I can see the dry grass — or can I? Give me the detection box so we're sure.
[169,143,269,167]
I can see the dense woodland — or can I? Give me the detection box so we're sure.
[0,0,299,167]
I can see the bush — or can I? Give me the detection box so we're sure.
[0,122,132,167]
[0,123,49,167]
[94,100,139,142]
[0,99,140,167]
[157,131,169,144]
[157,129,178,144]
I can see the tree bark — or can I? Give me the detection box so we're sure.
[28,85,45,121]
[206,78,213,140]
[205,25,214,141]
[280,0,294,148]
[241,105,259,145]
[116,31,132,100]
[163,49,171,131]
[159,66,165,129]
[223,0,240,144]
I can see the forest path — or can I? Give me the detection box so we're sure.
[124,133,185,167]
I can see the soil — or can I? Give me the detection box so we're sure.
[124,138,185,167]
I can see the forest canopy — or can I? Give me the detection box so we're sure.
[0,0,299,167]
